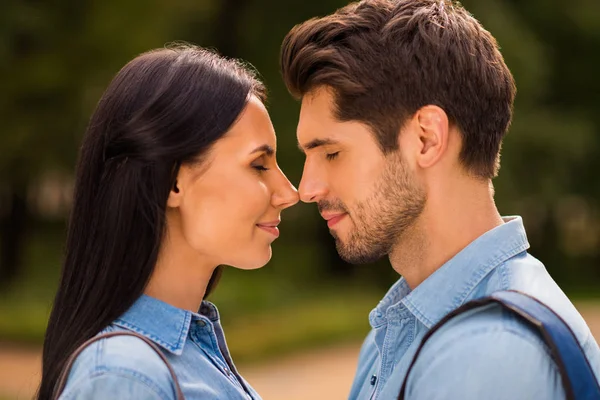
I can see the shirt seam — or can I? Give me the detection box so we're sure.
[61,367,172,400]
[454,244,528,311]
[425,306,554,359]
[407,325,562,398]
[112,319,189,354]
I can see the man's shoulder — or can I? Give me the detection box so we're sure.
[407,284,600,398]
[488,251,596,348]
[406,303,565,399]
[426,302,550,352]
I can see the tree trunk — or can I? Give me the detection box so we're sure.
[0,182,28,287]
[210,0,248,57]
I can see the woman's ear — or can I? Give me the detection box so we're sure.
[167,180,183,208]
[167,161,208,208]
[167,163,185,208]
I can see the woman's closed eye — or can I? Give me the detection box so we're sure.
[251,153,271,172]
[252,163,269,172]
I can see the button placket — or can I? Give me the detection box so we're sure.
[193,319,229,373]
[196,319,207,327]
[202,320,246,390]
[196,310,252,397]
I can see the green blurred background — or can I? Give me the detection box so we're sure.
[0,0,599,397]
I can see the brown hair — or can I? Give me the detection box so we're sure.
[281,0,516,178]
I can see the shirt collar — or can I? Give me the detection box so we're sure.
[114,294,217,355]
[370,216,530,329]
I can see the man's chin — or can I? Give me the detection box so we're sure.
[335,239,387,265]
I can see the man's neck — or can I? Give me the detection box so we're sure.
[389,180,504,290]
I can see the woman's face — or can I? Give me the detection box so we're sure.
[167,96,299,270]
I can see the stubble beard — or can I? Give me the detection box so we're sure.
[331,153,426,264]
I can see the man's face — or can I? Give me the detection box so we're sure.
[297,88,426,264]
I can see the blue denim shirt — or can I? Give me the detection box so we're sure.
[59,295,260,399]
[350,216,600,400]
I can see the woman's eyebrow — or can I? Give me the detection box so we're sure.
[250,144,274,156]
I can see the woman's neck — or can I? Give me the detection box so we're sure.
[145,233,217,312]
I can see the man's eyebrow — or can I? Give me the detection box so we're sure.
[250,144,274,156]
[297,138,339,153]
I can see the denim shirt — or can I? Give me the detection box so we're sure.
[350,216,600,400]
[59,295,261,400]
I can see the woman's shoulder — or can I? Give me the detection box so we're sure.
[59,326,177,399]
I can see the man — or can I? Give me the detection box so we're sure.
[280,0,600,399]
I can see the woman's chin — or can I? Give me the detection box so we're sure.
[230,246,272,270]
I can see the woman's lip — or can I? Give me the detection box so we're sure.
[326,213,347,228]
[257,225,280,237]
[257,220,280,227]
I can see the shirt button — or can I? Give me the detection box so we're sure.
[196,320,206,327]
[370,375,377,385]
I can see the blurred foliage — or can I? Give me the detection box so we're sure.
[0,0,599,351]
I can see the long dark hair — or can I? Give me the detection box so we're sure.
[38,45,265,400]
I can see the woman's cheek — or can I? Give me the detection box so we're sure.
[181,198,223,251]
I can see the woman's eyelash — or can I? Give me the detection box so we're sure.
[326,152,339,161]
[252,165,269,171]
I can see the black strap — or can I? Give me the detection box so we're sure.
[398,290,600,400]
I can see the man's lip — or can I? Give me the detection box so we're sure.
[323,213,347,228]
[321,212,346,221]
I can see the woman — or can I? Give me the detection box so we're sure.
[37,44,298,400]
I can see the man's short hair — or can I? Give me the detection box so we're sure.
[281,0,516,178]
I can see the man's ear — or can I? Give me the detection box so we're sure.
[413,105,450,169]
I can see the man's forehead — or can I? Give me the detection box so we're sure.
[299,87,336,119]
[297,107,341,151]
[297,92,337,142]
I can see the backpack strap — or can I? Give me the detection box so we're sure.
[398,290,600,400]
[53,330,185,399]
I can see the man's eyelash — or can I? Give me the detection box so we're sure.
[326,152,340,161]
